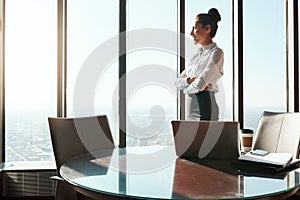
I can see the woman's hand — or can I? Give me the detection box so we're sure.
[187,77,196,84]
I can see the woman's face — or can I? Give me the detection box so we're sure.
[190,17,210,45]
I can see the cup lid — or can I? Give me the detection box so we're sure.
[240,129,253,133]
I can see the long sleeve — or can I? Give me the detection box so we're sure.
[175,70,190,90]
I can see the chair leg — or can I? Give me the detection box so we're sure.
[55,181,78,200]
[77,192,85,200]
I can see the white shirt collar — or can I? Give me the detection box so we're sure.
[198,42,217,53]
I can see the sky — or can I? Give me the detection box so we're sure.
[4,0,287,113]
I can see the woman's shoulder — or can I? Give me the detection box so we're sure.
[211,43,223,51]
[210,44,224,56]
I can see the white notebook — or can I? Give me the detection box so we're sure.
[238,151,293,167]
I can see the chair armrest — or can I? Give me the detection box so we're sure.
[49,175,65,182]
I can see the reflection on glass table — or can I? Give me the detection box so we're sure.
[60,146,300,199]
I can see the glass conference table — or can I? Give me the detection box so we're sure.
[60,146,300,199]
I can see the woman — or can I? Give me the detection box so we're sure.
[175,8,223,121]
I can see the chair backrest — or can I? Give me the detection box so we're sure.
[48,115,115,171]
[171,120,240,160]
[253,111,300,159]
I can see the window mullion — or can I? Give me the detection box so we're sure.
[0,0,5,162]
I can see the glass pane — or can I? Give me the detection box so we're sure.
[244,0,286,131]
[185,1,233,121]
[127,0,177,146]
[67,0,119,144]
[5,0,57,162]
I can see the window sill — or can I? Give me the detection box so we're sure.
[0,161,56,172]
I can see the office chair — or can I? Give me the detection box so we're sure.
[252,111,300,159]
[252,111,300,198]
[48,115,115,200]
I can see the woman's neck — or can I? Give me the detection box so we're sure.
[200,38,213,47]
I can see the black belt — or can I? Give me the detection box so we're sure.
[195,90,214,94]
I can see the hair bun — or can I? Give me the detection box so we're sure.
[208,8,221,22]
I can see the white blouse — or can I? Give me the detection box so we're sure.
[175,43,224,94]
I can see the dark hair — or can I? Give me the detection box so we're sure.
[196,8,221,38]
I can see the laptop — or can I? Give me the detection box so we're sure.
[171,120,240,160]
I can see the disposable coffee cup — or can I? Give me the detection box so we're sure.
[240,129,254,153]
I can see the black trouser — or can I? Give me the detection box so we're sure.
[189,91,219,121]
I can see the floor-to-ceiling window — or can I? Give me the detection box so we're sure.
[243,0,287,131]
[5,0,57,162]
[1,0,298,165]
[126,0,177,146]
[66,0,119,144]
